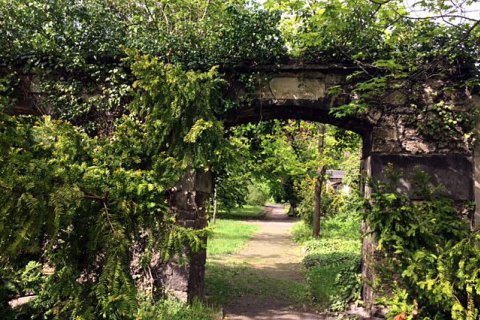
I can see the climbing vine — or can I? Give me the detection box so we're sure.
[365,167,479,319]
[265,0,479,145]
[0,0,289,317]
[0,0,479,318]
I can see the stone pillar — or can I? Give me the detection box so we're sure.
[361,152,473,314]
[474,144,480,231]
[360,152,376,307]
[163,171,212,302]
[360,99,475,310]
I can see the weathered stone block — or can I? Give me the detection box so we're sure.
[269,77,326,100]
[403,140,432,154]
[369,153,473,201]
[325,73,345,85]
[383,90,407,106]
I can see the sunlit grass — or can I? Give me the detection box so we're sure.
[205,207,363,312]
[205,263,308,307]
[216,204,265,220]
[206,218,264,307]
[207,219,259,256]
[205,215,308,308]
[292,213,362,310]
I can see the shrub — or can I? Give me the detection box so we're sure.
[365,168,479,319]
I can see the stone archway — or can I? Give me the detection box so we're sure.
[165,62,479,308]
[11,60,479,312]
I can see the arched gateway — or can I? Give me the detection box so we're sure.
[164,63,480,308]
[11,61,480,312]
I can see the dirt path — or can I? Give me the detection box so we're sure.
[211,204,326,320]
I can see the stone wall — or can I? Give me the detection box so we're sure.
[472,95,480,230]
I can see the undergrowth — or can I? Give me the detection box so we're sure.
[292,204,362,311]
[366,168,480,319]
[136,298,219,320]
[10,295,219,320]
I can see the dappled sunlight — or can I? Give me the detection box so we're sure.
[205,204,360,319]
[205,200,363,319]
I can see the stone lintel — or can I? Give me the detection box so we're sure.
[246,62,361,73]
[368,153,473,201]
[264,77,327,101]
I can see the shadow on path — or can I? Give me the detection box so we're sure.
[206,204,326,320]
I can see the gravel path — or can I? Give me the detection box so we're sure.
[215,204,326,320]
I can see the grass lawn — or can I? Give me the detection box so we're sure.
[207,219,260,256]
[205,263,308,307]
[291,213,362,310]
[216,204,265,220]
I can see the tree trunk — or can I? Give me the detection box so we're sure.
[313,124,326,239]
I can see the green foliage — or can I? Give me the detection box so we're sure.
[235,120,316,208]
[213,125,254,210]
[216,205,265,220]
[265,0,399,61]
[265,0,479,143]
[0,58,224,318]
[365,167,479,319]
[418,100,477,141]
[0,0,286,69]
[265,0,479,69]
[298,185,342,226]
[136,297,219,320]
[129,53,226,169]
[0,0,286,135]
[0,261,43,319]
[216,176,250,210]
[221,121,361,213]
[297,153,361,227]
[246,182,270,206]
[0,2,287,316]
[0,0,478,318]
[292,206,362,311]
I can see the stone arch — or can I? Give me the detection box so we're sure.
[10,61,478,311]
[222,64,474,201]
[165,63,478,308]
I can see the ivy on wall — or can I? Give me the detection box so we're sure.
[365,167,479,319]
[0,0,479,318]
